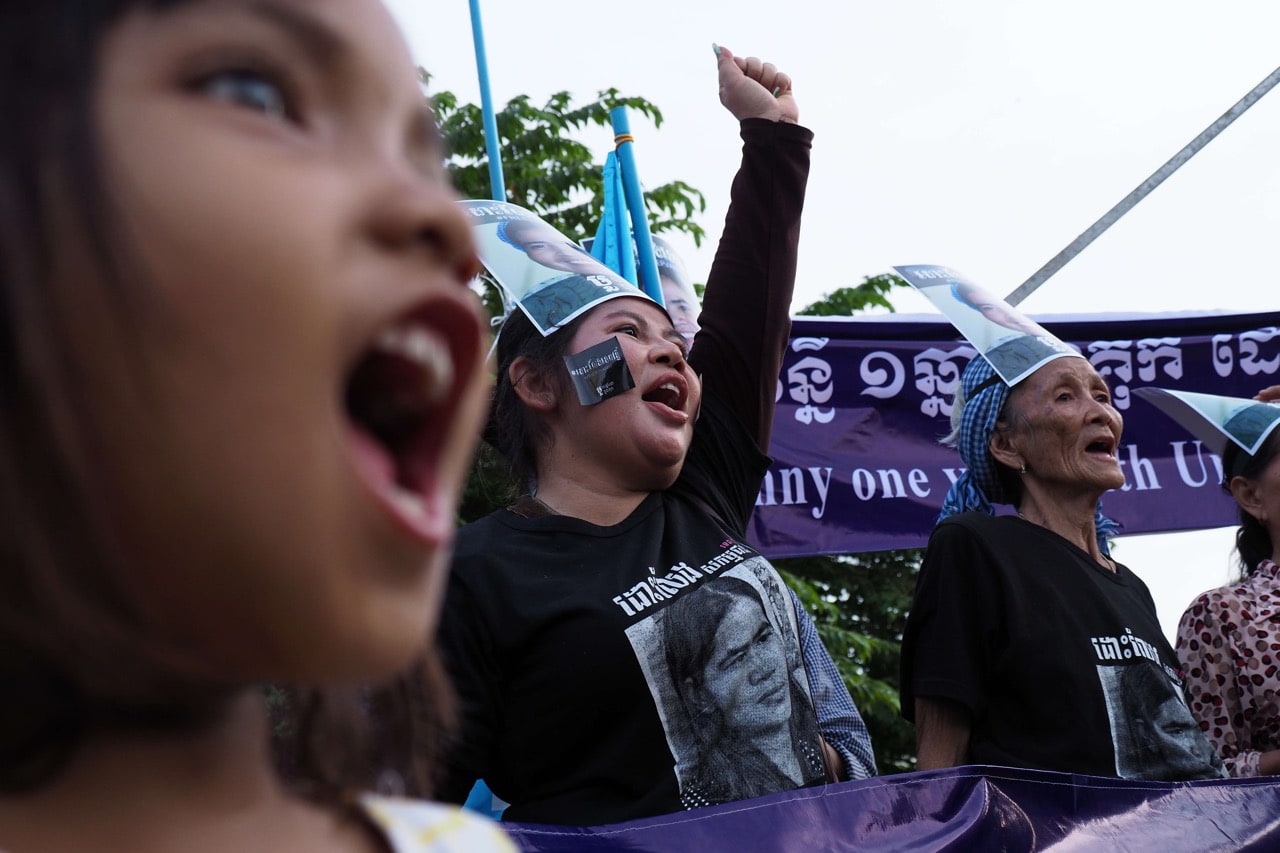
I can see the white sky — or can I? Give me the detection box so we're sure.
[385,0,1280,642]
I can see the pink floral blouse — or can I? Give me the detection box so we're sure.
[1175,559,1280,777]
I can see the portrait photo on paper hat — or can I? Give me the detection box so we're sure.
[581,231,702,349]
[462,199,664,336]
[1133,387,1280,460]
[893,263,1118,552]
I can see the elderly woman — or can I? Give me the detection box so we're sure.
[899,352,1224,780]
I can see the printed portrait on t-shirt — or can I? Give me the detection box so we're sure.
[1096,636,1224,780]
[625,559,827,808]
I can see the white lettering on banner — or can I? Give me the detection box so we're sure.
[908,468,931,497]
[1171,440,1224,487]
[1087,341,1134,409]
[1212,327,1280,378]
[1240,327,1280,376]
[1136,338,1183,383]
[1213,333,1234,377]
[850,469,875,501]
[756,467,833,519]
[914,345,976,419]
[942,468,965,485]
[787,338,835,424]
[787,358,835,424]
[1116,444,1160,491]
[848,467,934,501]
[859,350,905,399]
[1090,338,1185,410]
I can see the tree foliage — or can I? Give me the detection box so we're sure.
[796,273,906,316]
[773,276,921,774]
[434,78,922,776]
[431,81,706,242]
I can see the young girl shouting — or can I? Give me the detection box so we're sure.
[0,2,509,850]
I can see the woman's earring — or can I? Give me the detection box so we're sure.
[1019,462,1027,475]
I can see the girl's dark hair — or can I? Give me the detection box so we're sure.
[1222,426,1280,581]
[488,305,587,489]
[0,2,448,798]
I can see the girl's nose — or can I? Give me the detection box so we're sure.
[366,167,480,284]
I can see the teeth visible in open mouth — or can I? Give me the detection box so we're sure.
[375,325,454,404]
[390,487,428,521]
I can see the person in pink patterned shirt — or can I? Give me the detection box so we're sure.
[1176,400,1280,776]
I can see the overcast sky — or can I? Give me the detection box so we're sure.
[385,0,1280,640]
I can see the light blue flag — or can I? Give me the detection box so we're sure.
[589,151,638,285]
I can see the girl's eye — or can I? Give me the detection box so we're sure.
[616,325,639,337]
[197,68,293,121]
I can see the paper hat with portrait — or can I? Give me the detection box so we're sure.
[579,232,697,302]
[1133,387,1280,458]
[460,199,660,337]
[892,264,1080,387]
[650,234,693,291]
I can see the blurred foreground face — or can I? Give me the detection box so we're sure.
[69,0,490,683]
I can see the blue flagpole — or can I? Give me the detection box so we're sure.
[468,0,506,201]
[609,106,664,305]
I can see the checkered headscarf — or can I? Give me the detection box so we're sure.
[938,355,1119,556]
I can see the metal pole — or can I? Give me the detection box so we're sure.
[468,0,506,201]
[1005,64,1280,306]
[610,106,664,304]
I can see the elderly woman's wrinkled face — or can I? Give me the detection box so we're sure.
[998,357,1124,495]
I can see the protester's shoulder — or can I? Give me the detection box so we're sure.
[358,794,516,853]
[450,512,528,593]
[1183,579,1251,623]
[454,509,517,556]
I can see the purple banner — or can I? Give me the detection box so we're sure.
[506,766,1280,851]
[749,309,1280,556]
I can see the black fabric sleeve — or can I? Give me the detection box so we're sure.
[689,118,813,449]
[900,520,1003,723]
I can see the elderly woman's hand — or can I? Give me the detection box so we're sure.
[715,45,798,125]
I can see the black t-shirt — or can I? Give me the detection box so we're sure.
[901,512,1224,781]
[440,396,828,824]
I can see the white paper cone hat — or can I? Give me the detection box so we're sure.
[1133,387,1280,458]
[892,264,1081,387]
[461,199,656,337]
